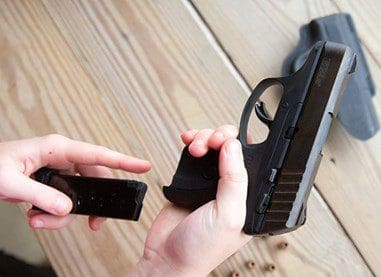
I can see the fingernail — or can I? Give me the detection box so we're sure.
[55,196,69,214]
[27,210,37,218]
[33,220,44,228]
[27,210,33,217]
[226,139,240,155]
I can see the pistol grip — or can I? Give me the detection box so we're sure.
[163,147,219,209]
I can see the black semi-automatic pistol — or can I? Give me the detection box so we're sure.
[33,167,147,221]
[163,41,356,235]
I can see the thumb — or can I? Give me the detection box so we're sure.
[7,173,72,216]
[216,139,248,224]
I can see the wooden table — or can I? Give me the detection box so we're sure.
[1,1,380,276]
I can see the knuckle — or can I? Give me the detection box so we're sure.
[221,170,247,184]
[23,156,37,175]
[199,128,214,135]
[142,245,159,261]
[97,145,110,153]
[218,125,238,134]
[43,134,68,145]
[94,145,110,160]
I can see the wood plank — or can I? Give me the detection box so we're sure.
[0,0,371,276]
[192,0,381,273]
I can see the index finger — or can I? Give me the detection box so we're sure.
[14,135,151,175]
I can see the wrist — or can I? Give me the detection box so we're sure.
[130,249,200,277]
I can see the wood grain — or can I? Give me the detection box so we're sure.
[0,0,374,276]
[192,0,381,274]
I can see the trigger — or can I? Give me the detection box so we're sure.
[255,101,273,127]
